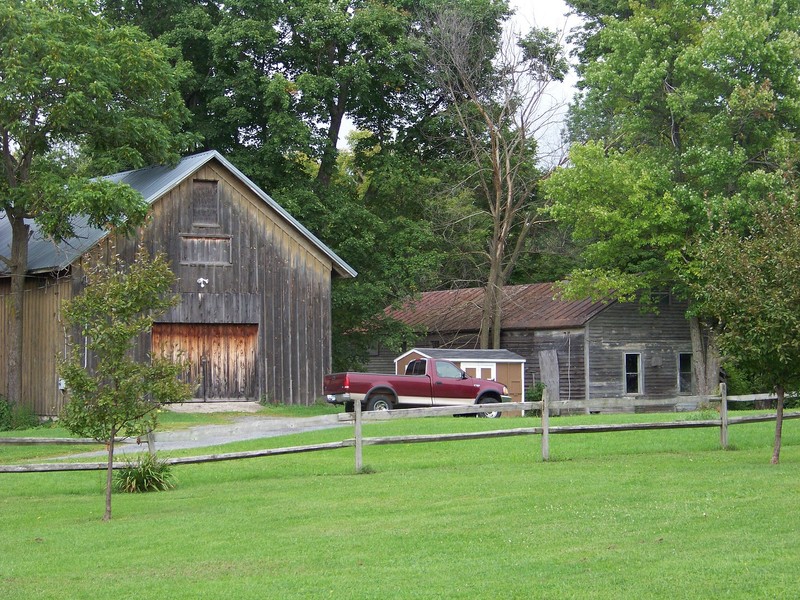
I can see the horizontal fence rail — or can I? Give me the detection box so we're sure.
[0,437,126,445]
[1,385,794,473]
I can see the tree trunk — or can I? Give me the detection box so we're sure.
[480,234,505,349]
[316,88,348,188]
[103,428,117,521]
[689,316,719,396]
[478,283,494,349]
[6,212,30,407]
[771,385,784,465]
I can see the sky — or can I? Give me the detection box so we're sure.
[511,0,581,162]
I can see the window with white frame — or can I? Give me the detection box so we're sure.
[461,362,495,381]
[625,353,642,394]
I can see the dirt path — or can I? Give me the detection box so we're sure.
[67,406,349,459]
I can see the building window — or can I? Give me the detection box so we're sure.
[625,353,642,394]
[192,180,220,226]
[180,234,232,265]
[462,362,495,381]
[678,352,693,394]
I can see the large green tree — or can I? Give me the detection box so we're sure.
[0,0,194,407]
[547,0,800,394]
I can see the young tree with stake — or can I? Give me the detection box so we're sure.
[60,250,191,521]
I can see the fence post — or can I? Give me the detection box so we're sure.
[541,387,550,462]
[354,399,363,472]
[720,382,728,450]
[146,429,156,457]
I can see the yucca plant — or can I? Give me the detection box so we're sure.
[114,453,175,493]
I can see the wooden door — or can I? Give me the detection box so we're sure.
[152,323,258,400]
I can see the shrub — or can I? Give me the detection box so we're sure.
[525,382,545,402]
[0,397,40,431]
[114,453,176,493]
[0,397,10,431]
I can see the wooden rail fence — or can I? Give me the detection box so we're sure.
[1,384,796,473]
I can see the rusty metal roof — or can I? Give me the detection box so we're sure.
[388,283,613,332]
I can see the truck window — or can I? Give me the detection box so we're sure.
[405,360,426,376]
[436,361,464,379]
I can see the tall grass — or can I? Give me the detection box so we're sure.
[1,414,798,599]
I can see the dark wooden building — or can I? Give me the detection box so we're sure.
[373,284,696,411]
[0,150,356,416]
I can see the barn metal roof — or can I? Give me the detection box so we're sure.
[387,283,612,332]
[0,150,356,278]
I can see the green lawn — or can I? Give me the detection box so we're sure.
[1,413,798,599]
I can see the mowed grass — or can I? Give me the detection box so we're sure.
[2,413,799,599]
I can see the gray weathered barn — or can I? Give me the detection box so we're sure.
[0,150,355,416]
[374,284,696,411]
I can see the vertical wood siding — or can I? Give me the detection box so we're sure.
[118,161,336,405]
[0,277,71,416]
[152,323,258,399]
[367,300,692,404]
[585,300,692,400]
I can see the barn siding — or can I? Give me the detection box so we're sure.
[585,300,692,400]
[0,277,72,416]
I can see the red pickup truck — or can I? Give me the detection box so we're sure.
[324,357,512,418]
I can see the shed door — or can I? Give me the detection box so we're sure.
[152,323,258,400]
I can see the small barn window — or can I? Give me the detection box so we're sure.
[678,352,693,394]
[180,234,232,265]
[625,353,642,394]
[192,180,220,226]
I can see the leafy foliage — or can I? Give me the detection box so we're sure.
[114,453,176,493]
[0,395,38,431]
[60,249,191,519]
[0,0,196,406]
[693,200,800,392]
[692,198,800,462]
[547,0,800,393]
[60,251,192,442]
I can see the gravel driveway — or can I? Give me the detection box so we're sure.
[68,402,349,459]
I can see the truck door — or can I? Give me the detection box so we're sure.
[430,360,480,406]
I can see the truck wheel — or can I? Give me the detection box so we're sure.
[344,401,354,413]
[366,394,393,412]
[478,398,501,419]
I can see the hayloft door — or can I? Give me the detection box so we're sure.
[152,323,258,400]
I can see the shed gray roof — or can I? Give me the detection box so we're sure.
[0,150,356,278]
[399,347,526,363]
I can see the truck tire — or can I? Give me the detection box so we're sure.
[477,398,501,419]
[366,393,393,412]
[344,401,354,413]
